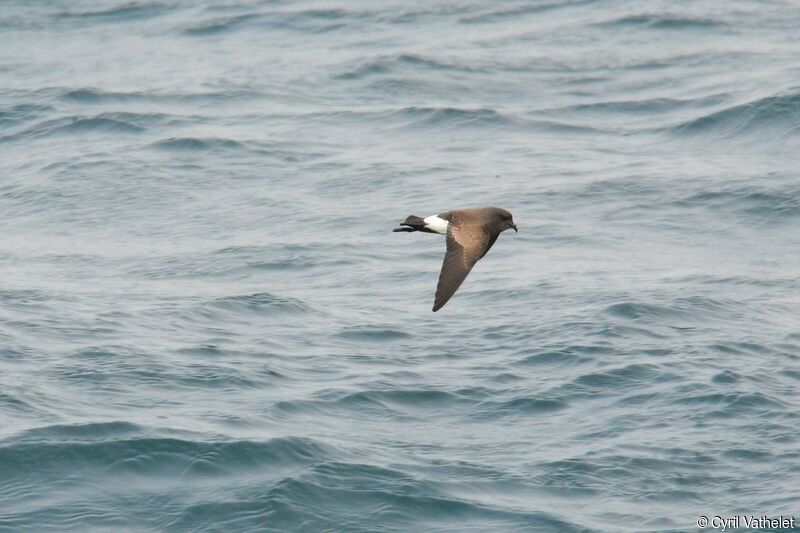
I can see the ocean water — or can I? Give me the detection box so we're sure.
[1,1,799,531]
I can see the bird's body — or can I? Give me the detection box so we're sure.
[393,207,517,311]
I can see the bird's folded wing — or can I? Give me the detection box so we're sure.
[432,225,490,311]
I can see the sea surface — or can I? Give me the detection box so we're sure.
[1,1,799,531]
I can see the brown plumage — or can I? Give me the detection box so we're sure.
[393,207,517,311]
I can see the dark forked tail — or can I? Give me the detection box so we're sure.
[393,215,431,233]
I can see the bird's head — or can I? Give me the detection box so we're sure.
[493,207,518,233]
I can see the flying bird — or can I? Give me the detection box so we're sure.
[393,207,517,311]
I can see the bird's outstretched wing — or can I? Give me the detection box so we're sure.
[432,224,493,312]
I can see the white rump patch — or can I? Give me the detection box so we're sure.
[423,215,449,235]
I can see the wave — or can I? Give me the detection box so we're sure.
[575,363,674,387]
[150,137,246,152]
[604,296,736,323]
[459,1,589,24]
[206,292,313,316]
[11,421,144,442]
[513,346,599,367]
[342,389,463,408]
[381,106,610,134]
[2,115,143,143]
[674,391,787,415]
[490,397,569,415]
[275,388,469,419]
[335,53,479,80]
[546,94,727,117]
[227,106,609,134]
[0,111,186,143]
[170,461,581,532]
[0,430,339,478]
[0,289,51,305]
[676,183,800,221]
[183,13,260,36]
[184,8,362,36]
[0,103,53,128]
[278,388,571,423]
[335,326,412,341]
[676,274,799,288]
[149,135,329,160]
[55,2,170,22]
[128,245,337,281]
[59,86,262,104]
[595,14,724,30]
[1,425,582,531]
[272,385,578,426]
[546,363,679,402]
[51,116,144,134]
[670,91,800,141]
[533,451,707,500]
[390,106,513,129]
[61,87,154,103]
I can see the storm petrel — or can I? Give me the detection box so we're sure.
[393,207,517,311]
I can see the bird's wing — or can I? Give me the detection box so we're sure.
[432,224,491,312]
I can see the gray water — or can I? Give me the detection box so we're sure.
[1,1,800,531]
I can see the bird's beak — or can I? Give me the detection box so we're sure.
[511,223,518,233]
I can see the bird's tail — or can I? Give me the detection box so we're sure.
[393,215,427,232]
